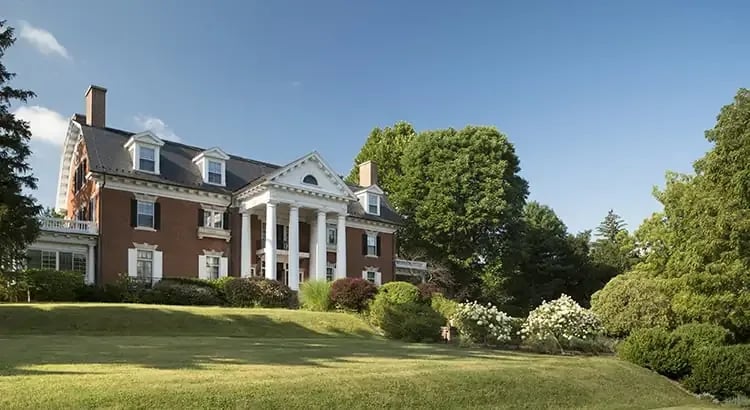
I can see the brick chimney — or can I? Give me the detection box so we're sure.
[85,85,107,127]
[358,160,378,187]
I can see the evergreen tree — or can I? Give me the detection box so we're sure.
[0,21,42,269]
[595,209,626,241]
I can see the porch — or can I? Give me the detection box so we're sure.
[26,217,98,284]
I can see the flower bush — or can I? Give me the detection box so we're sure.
[329,278,378,311]
[451,300,514,346]
[521,294,602,351]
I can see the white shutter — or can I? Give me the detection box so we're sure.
[153,251,163,281]
[375,272,382,286]
[127,249,137,277]
[361,270,367,280]
[219,257,228,278]
[198,255,207,279]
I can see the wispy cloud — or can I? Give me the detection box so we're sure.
[18,20,71,60]
[134,115,181,142]
[13,106,68,145]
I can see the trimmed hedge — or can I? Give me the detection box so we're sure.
[0,269,84,302]
[223,277,294,308]
[684,344,750,399]
[330,278,377,311]
[376,281,421,305]
[140,280,223,306]
[431,293,459,324]
[379,301,444,342]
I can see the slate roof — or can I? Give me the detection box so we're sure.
[80,123,402,225]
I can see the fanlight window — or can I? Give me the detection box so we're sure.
[303,174,318,185]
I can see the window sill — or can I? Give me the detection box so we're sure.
[198,226,231,242]
[134,226,156,232]
[365,254,379,259]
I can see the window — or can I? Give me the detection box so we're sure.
[41,250,56,270]
[136,250,153,280]
[139,146,156,172]
[73,254,86,273]
[59,252,73,271]
[366,271,376,283]
[205,256,220,279]
[207,160,223,184]
[26,249,42,269]
[137,201,155,228]
[299,270,305,284]
[326,263,335,282]
[302,174,318,185]
[203,210,224,229]
[367,193,379,215]
[260,260,266,276]
[326,224,337,247]
[367,234,377,256]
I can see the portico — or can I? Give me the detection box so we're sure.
[235,152,355,290]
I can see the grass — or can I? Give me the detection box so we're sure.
[0,303,722,409]
[298,280,332,311]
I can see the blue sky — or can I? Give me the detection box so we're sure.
[4,0,750,233]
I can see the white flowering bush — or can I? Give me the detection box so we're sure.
[521,294,602,350]
[451,301,514,346]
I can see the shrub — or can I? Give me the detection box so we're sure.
[684,344,750,399]
[329,278,377,311]
[299,280,332,311]
[591,274,676,337]
[521,294,602,352]
[451,300,515,346]
[522,334,614,355]
[618,323,733,379]
[377,281,421,305]
[140,280,223,306]
[416,282,442,301]
[223,277,294,308]
[431,293,459,324]
[379,301,444,342]
[0,270,85,302]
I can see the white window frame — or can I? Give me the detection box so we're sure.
[367,193,380,215]
[128,243,163,282]
[203,210,224,229]
[137,200,155,228]
[362,268,381,286]
[326,263,335,282]
[205,255,220,279]
[138,145,156,173]
[366,233,378,257]
[207,160,224,185]
[326,223,337,248]
[41,250,57,270]
[136,249,154,280]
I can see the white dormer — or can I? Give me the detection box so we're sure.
[124,131,165,174]
[192,147,230,186]
[356,185,383,216]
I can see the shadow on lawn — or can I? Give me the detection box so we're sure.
[0,305,536,376]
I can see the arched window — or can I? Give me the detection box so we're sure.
[303,174,318,185]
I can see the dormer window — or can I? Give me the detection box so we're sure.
[303,174,318,185]
[124,131,165,175]
[367,193,380,215]
[139,146,156,172]
[192,147,230,186]
[208,160,223,184]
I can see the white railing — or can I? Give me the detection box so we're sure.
[39,217,98,235]
[394,259,428,271]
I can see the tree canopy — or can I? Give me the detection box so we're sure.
[345,121,415,195]
[0,21,41,268]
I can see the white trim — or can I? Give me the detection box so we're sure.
[134,193,158,202]
[198,226,231,241]
[124,131,165,149]
[134,226,157,232]
[132,242,159,250]
[362,267,382,286]
[55,118,83,211]
[96,175,231,207]
[192,147,230,162]
[366,193,381,216]
[345,218,399,234]
[201,249,225,257]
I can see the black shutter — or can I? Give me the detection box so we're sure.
[277,224,284,249]
[362,233,367,255]
[198,209,204,227]
[376,235,382,256]
[130,199,137,227]
[223,212,230,230]
[154,202,161,230]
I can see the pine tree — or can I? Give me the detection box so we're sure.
[0,21,42,269]
[595,210,626,241]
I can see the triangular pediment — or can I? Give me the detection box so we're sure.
[124,131,165,149]
[265,151,356,199]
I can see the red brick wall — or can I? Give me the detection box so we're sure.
[345,227,395,283]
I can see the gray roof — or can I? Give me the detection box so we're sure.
[80,123,402,225]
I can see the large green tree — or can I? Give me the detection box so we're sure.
[590,210,637,282]
[393,126,529,298]
[0,21,41,269]
[345,121,416,195]
[594,89,750,340]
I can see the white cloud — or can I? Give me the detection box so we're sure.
[18,20,71,60]
[13,106,68,145]
[133,115,181,142]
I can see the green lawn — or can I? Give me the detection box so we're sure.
[0,304,718,409]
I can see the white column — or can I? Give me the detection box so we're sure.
[241,212,251,277]
[315,210,327,280]
[288,206,300,290]
[86,243,95,284]
[336,214,347,279]
[265,203,277,280]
